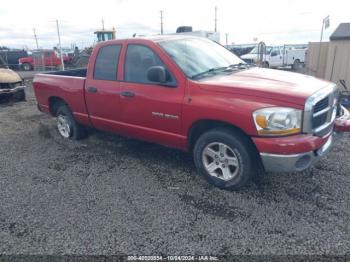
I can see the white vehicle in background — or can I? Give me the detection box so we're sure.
[240,46,272,65]
[175,30,220,43]
[241,45,307,70]
[173,26,220,43]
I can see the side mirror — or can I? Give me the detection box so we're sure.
[147,66,167,83]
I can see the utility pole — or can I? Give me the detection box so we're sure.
[33,28,39,49]
[56,19,65,70]
[102,18,105,30]
[214,6,218,32]
[225,33,228,46]
[160,10,164,35]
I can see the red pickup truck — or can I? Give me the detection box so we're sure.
[19,50,71,71]
[33,36,350,190]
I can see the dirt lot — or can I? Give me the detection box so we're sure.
[0,80,350,256]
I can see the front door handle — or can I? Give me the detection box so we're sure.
[87,86,98,93]
[121,91,135,98]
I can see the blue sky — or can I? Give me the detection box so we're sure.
[0,0,349,49]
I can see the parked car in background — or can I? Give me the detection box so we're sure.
[241,45,307,69]
[0,55,26,102]
[33,36,350,190]
[19,50,71,71]
[0,49,29,70]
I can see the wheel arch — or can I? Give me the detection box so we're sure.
[48,96,69,116]
[188,119,257,153]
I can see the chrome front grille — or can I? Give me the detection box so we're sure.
[303,84,338,137]
[314,96,329,113]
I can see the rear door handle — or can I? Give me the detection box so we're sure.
[121,91,135,98]
[87,86,98,93]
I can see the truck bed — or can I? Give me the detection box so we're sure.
[45,68,87,78]
[33,69,91,127]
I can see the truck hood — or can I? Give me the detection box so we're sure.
[0,68,22,83]
[199,68,332,105]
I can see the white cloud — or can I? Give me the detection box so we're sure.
[0,0,349,49]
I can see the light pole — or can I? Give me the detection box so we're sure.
[56,19,65,70]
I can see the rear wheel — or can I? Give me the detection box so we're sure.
[193,128,257,190]
[292,59,301,70]
[56,104,86,140]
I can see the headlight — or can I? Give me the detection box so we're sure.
[253,107,302,136]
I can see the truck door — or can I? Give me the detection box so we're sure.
[84,44,123,132]
[118,43,184,145]
[269,46,283,68]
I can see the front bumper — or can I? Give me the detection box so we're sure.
[260,132,341,172]
[0,85,25,95]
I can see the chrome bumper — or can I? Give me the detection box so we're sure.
[0,86,25,95]
[260,132,342,173]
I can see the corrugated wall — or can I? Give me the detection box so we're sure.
[325,40,350,87]
[305,42,329,78]
[306,40,350,89]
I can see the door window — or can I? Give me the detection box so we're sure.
[270,47,280,56]
[94,45,121,81]
[124,44,175,85]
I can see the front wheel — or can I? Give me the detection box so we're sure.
[12,90,26,102]
[193,128,258,190]
[261,61,269,68]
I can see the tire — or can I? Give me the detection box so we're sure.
[262,61,269,68]
[12,89,26,102]
[56,104,86,140]
[292,59,301,70]
[193,128,258,190]
[22,63,32,71]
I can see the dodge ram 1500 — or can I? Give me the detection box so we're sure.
[33,36,350,190]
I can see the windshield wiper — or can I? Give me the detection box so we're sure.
[228,63,251,69]
[191,66,228,80]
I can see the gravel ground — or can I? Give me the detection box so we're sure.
[0,80,350,256]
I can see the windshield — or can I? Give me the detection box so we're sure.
[159,37,244,78]
[249,46,272,54]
